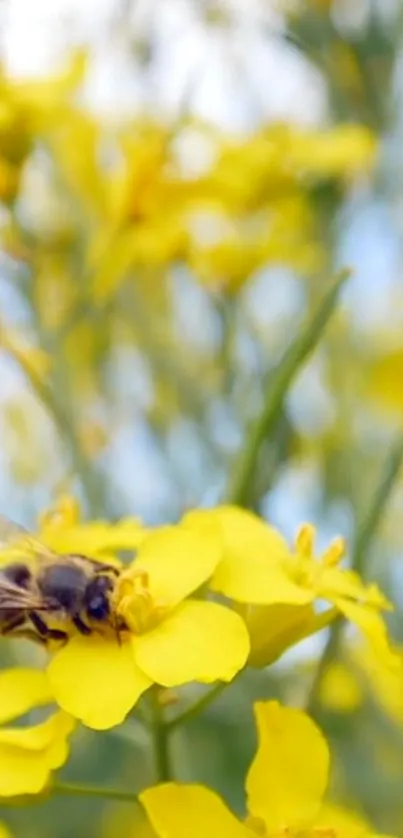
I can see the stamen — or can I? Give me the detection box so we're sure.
[322,537,346,567]
[295,524,315,558]
[114,568,167,634]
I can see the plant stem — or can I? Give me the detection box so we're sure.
[307,433,403,716]
[352,434,403,578]
[24,369,106,516]
[166,680,231,732]
[51,781,140,804]
[229,269,350,507]
[149,690,172,782]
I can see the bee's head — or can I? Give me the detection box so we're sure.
[84,575,114,622]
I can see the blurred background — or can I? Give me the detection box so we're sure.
[1,0,403,836]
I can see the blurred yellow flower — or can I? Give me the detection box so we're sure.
[0,323,51,382]
[353,642,403,725]
[0,824,13,838]
[286,124,377,180]
[0,668,74,797]
[141,700,388,838]
[37,495,145,561]
[47,521,249,729]
[367,350,403,419]
[318,660,363,713]
[183,507,398,669]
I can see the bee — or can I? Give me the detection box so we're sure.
[0,515,123,644]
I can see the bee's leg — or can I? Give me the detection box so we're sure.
[72,614,92,635]
[29,611,68,642]
[1,614,26,634]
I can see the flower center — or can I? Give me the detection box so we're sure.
[284,524,346,591]
[114,568,167,635]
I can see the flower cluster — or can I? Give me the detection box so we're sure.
[0,495,397,808]
[141,700,384,838]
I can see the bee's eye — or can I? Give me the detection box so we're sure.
[86,593,110,621]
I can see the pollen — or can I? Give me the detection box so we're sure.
[114,568,168,634]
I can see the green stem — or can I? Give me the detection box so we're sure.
[229,269,350,507]
[149,691,172,782]
[166,681,230,732]
[352,434,403,577]
[51,781,139,804]
[305,617,344,716]
[24,370,106,516]
[307,433,403,716]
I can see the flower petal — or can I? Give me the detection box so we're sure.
[0,669,53,725]
[334,599,400,670]
[0,824,13,838]
[185,507,308,605]
[140,784,251,838]
[47,636,152,730]
[135,600,250,687]
[133,525,222,608]
[41,520,145,562]
[242,603,317,667]
[0,711,74,797]
[246,701,329,831]
[319,568,392,610]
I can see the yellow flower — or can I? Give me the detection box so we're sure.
[183,507,398,669]
[319,661,363,714]
[353,642,403,725]
[366,349,403,419]
[287,124,377,180]
[0,322,51,381]
[141,700,388,838]
[47,522,249,730]
[238,602,337,668]
[0,824,13,838]
[0,668,74,797]
[37,494,145,561]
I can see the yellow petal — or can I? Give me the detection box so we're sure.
[0,669,52,725]
[319,568,391,610]
[47,636,152,730]
[184,507,309,605]
[334,599,400,670]
[41,520,145,561]
[140,783,252,838]
[135,600,250,687]
[246,701,329,831]
[0,824,13,838]
[242,603,317,667]
[353,643,403,724]
[317,801,371,838]
[0,711,74,797]
[134,525,222,608]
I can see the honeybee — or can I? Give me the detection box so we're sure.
[0,515,124,644]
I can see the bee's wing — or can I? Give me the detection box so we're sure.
[0,514,56,563]
[0,576,46,612]
[0,514,30,548]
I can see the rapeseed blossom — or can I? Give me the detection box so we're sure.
[183,506,398,668]
[43,505,249,729]
[0,668,74,797]
[141,700,389,838]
